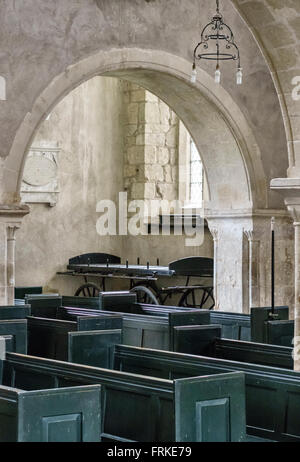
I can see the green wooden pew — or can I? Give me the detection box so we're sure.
[62,295,100,308]
[251,306,290,343]
[59,306,210,351]
[0,336,15,354]
[0,305,31,320]
[15,286,43,299]
[111,344,300,442]
[265,320,294,347]
[0,320,27,354]
[27,315,123,361]
[61,294,290,344]
[68,330,122,368]
[172,325,293,369]
[1,351,246,442]
[25,295,62,318]
[0,385,101,442]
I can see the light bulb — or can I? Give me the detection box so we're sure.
[191,64,197,83]
[215,65,221,84]
[236,67,243,85]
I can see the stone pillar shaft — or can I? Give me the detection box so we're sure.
[0,205,29,306]
[207,211,293,313]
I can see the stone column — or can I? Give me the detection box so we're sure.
[207,214,252,313]
[210,228,219,309]
[207,211,293,313]
[0,204,29,306]
[271,178,300,371]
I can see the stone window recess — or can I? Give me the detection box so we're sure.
[21,143,61,207]
[189,139,203,206]
[178,121,204,209]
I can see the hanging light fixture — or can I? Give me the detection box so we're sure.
[191,0,242,85]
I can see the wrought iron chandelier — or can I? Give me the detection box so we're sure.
[191,0,242,85]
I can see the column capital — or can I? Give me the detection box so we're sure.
[270,178,300,223]
[0,203,29,223]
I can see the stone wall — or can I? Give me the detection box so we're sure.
[16,76,213,295]
[123,82,179,203]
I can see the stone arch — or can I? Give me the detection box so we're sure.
[6,48,267,211]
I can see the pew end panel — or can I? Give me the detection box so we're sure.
[99,291,137,312]
[251,306,289,343]
[168,311,211,350]
[25,295,62,319]
[15,287,43,299]
[68,329,122,368]
[0,320,27,354]
[27,317,77,360]
[265,320,294,347]
[174,372,246,442]
[0,384,102,442]
[172,325,222,355]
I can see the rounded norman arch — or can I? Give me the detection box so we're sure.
[6,48,267,212]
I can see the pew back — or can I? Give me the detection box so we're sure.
[28,315,122,361]
[0,305,31,320]
[2,352,246,442]
[172,325,293,369]
[113,344,300,441]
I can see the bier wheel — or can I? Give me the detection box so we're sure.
[178,287,215,310]
[130,286,159,305]
[75,283,101,297]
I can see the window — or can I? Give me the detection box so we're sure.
[189,139,203,205]
[178,121,204,209]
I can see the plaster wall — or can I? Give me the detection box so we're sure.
[15,76,125,294]
[15,76,213,295]
[0,0,288,210]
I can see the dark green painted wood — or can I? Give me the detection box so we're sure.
[15,287,43,299]
[214,338,293,369]
[266,320,294,347]
[28,314,123,361]
[69,253,121,265]
[1,335,15,354]
[0,320,27,354]
[59,306,209,351]
[25,295,62,318]
[28,317,77,360]
[169,257,213,278]
[0,384,101,442]
[2,352,245,442]
[113,344,300,441]
[62,295,100,308]
[68,330,122,368]
[99,291,137,312]
[0,305,31,320]
[173,325,293,369]
[175,373,245,442]
[251,306,289,343]
[210,312,251,341]
[173,325,222,356]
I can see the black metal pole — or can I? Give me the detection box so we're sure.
[271,217,275,315]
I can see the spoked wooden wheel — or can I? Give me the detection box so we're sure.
[130,286,159,305]
[75,283,101,297]
[178,287,215,310]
